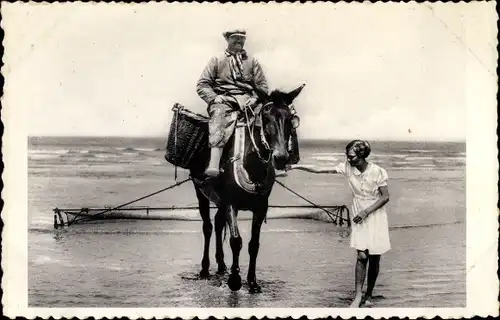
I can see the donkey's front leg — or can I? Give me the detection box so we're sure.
[247,208,267,293]
[226,204,242,291]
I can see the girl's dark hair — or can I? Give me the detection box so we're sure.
[345,140,371,159]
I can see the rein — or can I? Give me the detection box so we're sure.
[244,102,272,163]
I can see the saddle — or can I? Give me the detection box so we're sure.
[231,119,274,194]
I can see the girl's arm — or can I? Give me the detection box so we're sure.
[287,164,339,174]
[353,186,390,223]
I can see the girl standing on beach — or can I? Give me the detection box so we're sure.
[288,140,391,308]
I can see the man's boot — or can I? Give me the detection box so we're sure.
[205,147,223,177]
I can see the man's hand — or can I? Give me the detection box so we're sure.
[353,210,369,224]
[244,97,257,109]
[213,96,223,104]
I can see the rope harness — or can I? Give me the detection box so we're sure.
[54,178,192,227]
[275,180,351,238]
[53,176,350,237]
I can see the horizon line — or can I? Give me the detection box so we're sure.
[27,135,466,143]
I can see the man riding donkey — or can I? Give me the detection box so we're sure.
[197,28,297,177]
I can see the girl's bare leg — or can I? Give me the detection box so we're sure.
[349,250,368,308]
[363,254,381,306]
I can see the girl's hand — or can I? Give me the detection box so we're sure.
[285,164,304,171]
[353,210,369,224]
[291,164,314,170]
[275,170,288,178]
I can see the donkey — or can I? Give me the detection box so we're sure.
[189,84,305,293]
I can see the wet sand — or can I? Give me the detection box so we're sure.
[29,217,465,308]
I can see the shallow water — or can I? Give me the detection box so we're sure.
[28,137,466,307]
[29,219,465,308]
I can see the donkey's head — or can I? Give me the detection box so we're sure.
[255,84,305,170]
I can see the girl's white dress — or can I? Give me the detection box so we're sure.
[335,161,391,255]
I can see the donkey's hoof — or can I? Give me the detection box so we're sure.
[228,273,242,291]
[248,281,262,294]
[217,264,227,275]
[199,269,210,279]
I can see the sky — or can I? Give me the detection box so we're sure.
[2,2,497,141]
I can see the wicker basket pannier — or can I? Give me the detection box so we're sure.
[165,103,209,169]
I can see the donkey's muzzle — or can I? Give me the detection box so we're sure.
[272,151,289,170]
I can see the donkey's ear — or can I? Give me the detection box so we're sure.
[254,87,269,103]
[286,83,306,103]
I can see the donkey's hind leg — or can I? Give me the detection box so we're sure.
[214,207,227,274]
[194,183,212,278]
